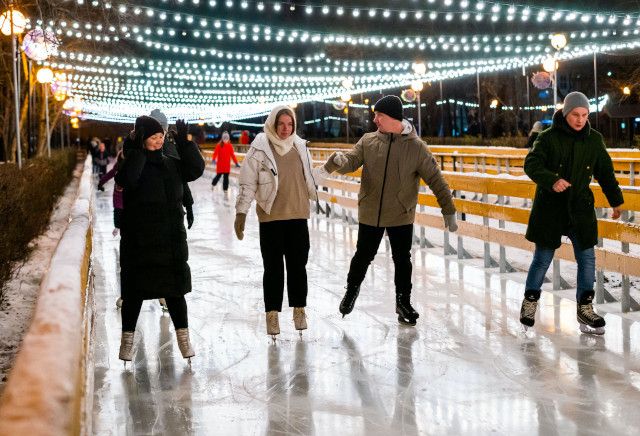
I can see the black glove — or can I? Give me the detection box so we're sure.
[235,163,240,168]
[98,184,105,192]
[186,205,194,229]
[175,119,189,146]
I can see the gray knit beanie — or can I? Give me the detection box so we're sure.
[530,121,544,134]
[562,92,590,117]
[149,108,168,131]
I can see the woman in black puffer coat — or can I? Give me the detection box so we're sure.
[115,115,205,363]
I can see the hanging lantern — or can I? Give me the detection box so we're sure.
[401,88,417,102]
[0,10,27,36]
[21,29,59,61]
[531,71,552,90]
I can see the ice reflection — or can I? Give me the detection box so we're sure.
[89,176,640,435]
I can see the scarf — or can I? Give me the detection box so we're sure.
[264,105,299,156]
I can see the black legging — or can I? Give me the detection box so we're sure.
[121,296,188,332]
[211,173,230,191]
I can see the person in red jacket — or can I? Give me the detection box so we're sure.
[211,131,239,196]
[239,130,250,145]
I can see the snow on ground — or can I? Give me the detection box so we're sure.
[0,163,83,393]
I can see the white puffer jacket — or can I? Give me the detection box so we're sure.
[235,133,330,215]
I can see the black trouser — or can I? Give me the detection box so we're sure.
[121,296,188,332]
[347,223,413,294]
[113,208,122,229]
[212,173,230,191]
[259,219,310,312]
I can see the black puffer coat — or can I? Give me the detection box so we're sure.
[524,110,624,249]
[115,138,205,300]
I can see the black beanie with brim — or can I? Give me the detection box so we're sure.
[135,115,165,141]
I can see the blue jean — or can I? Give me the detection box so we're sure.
[524,229,595,302]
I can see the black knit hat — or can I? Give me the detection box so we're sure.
[373,95,404,121]
[134,115,164,141]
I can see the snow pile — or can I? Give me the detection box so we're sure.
[0,157,94,436]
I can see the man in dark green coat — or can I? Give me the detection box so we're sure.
[520,92,624,335]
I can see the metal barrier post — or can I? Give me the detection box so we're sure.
[621,210,631,312]
[497,195,515,272]
[483,191,498,268]
[595,236,605,304]
[630,163,636,222]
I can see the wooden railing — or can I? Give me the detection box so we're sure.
[213,149,639,313]
[299,145,640,186]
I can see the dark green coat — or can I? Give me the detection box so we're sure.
[115,139,205,300]
[524,110,623,249]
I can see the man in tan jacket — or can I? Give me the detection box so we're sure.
[323,95,457,325]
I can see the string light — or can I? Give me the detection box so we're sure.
[50,0,640,123]
[80,0,640,26]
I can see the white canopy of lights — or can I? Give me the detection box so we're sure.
[38,0,640,122]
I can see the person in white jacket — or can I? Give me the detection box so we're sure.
[234,105,330,339]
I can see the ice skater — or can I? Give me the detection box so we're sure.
[94,141,109,177]
[322,95,457,326]
[149,109,196,230]
[211,131,240,200]
[234,105,331,340]
[519,92,624,335]
[115,116,204,364]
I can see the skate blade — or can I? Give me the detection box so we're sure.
[398,315,417,326]
[521,324,533,333]
[579,324,605,335]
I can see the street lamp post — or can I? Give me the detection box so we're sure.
[411,81,424,136]
[548,33,568,108]
[543,56,559,107]
[1,7,26,168]
[37,67,54,157]
[476,70,483,137]
[341,93,351,143]
[411,62,426,137]
[593,52,599,130]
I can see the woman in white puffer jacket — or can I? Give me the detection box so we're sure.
[234,105,333,340]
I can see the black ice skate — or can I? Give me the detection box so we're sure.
[339,284,360,318]
[519,290,540,332]
[577,294,605,335]
[396,293,419,326]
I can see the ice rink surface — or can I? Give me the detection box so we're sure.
[91,175,640,436]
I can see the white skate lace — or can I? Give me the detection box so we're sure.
[522,300,538,318]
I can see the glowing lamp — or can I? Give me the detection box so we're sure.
[36,67,54,84]
[0,10,26,36]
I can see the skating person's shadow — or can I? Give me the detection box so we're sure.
[391,328,419,435]
[265,342,314,435]
[120,332,155,435]
[341,333,387,431]
[519,341,560,435]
